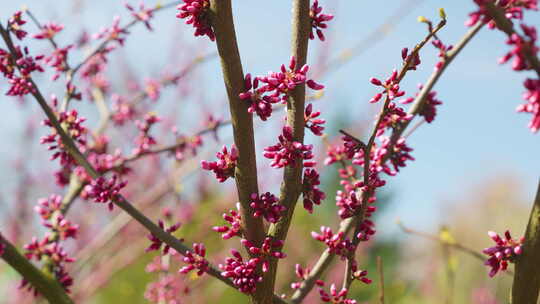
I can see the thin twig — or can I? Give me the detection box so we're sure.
[377,256,385,304]
[397,221,513,276]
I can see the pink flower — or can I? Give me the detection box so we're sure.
[309,0,334,41]
[125,2,154,31]
[94,16,128,46]
[241,237,286,273]
[33,22,64,40]
[201,145,238,183]
[249,192,286,223]
[305,103,326,136]
[8,11,27,40]
[213,203,242,239]
[239,73,279,121]
[145,220,182,254]
[499,24,538,71]
[350,260,372,284]
[291,264,325,289]
[83,175,127,210]
[143,78,161,101]
[144,274,190,304]
[179,243,209,276]
[132,113,160,155]
[518,77,540,132]
[111,94,136,125]
[43,45,72,81]
[41,109,87,169]
[176,0,215,41]
[483,230,524,277]
[369,69,405,102]
[258,56,324,104]
[219,249,262,294]
[264,126,315,168]
[311,226,355,259]
[302,168,326,213]
[318,284,356,304]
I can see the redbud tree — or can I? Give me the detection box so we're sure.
[0,1,539,303]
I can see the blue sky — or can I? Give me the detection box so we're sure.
[0,0,538,235]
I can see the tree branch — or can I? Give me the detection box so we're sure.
[209,0,266,246]
[0,235,74,304]
[511,180,540,304]
[265,0,311,302]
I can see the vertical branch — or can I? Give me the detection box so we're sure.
[511,180,540,304]
[265,0,311,301]
[0,236,74,304]
[209,0,266,248]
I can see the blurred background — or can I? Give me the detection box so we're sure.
[0,0,538,303]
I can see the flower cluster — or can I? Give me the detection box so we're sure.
[40,109,88,176]
[240,57,324,121]
[133,113,160,155]
[145,220,182,254]
[335,190,362,219]
[0,43,44,96]
[483,230,524,277]
[93,16,128,46]
[144,78,161,101]
[356,219,376,242]
[401,85,443,123]
[144,274,190,304]
[304,103,326,136]
[8,11,27,40]
[369,70,405,102]
[111,94,137,125]
[324,136,360,166]
[24,237,74,292]
[519,78,540,132]
[213,203,242,239]
[311,226,355,259]
[264,126,315,168]
[401,47,421,71]
[241,237,286,273]
[302,168,326,213]
[125,2,155,31]
[309,0,334,41]
[176,0,214,41]
[499,24,538,71]
[83,175,127,210]
[34,194,79,240]
[201,144,238,182]
[318,284,356,304]
[350,260,372,284]
[249,192,286,223]
[291,264,324,289]
[43,45,72,81]
[33,22,64,40]
[219,249,262,294]
[179,243,209,276]
[172,133,203,161]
